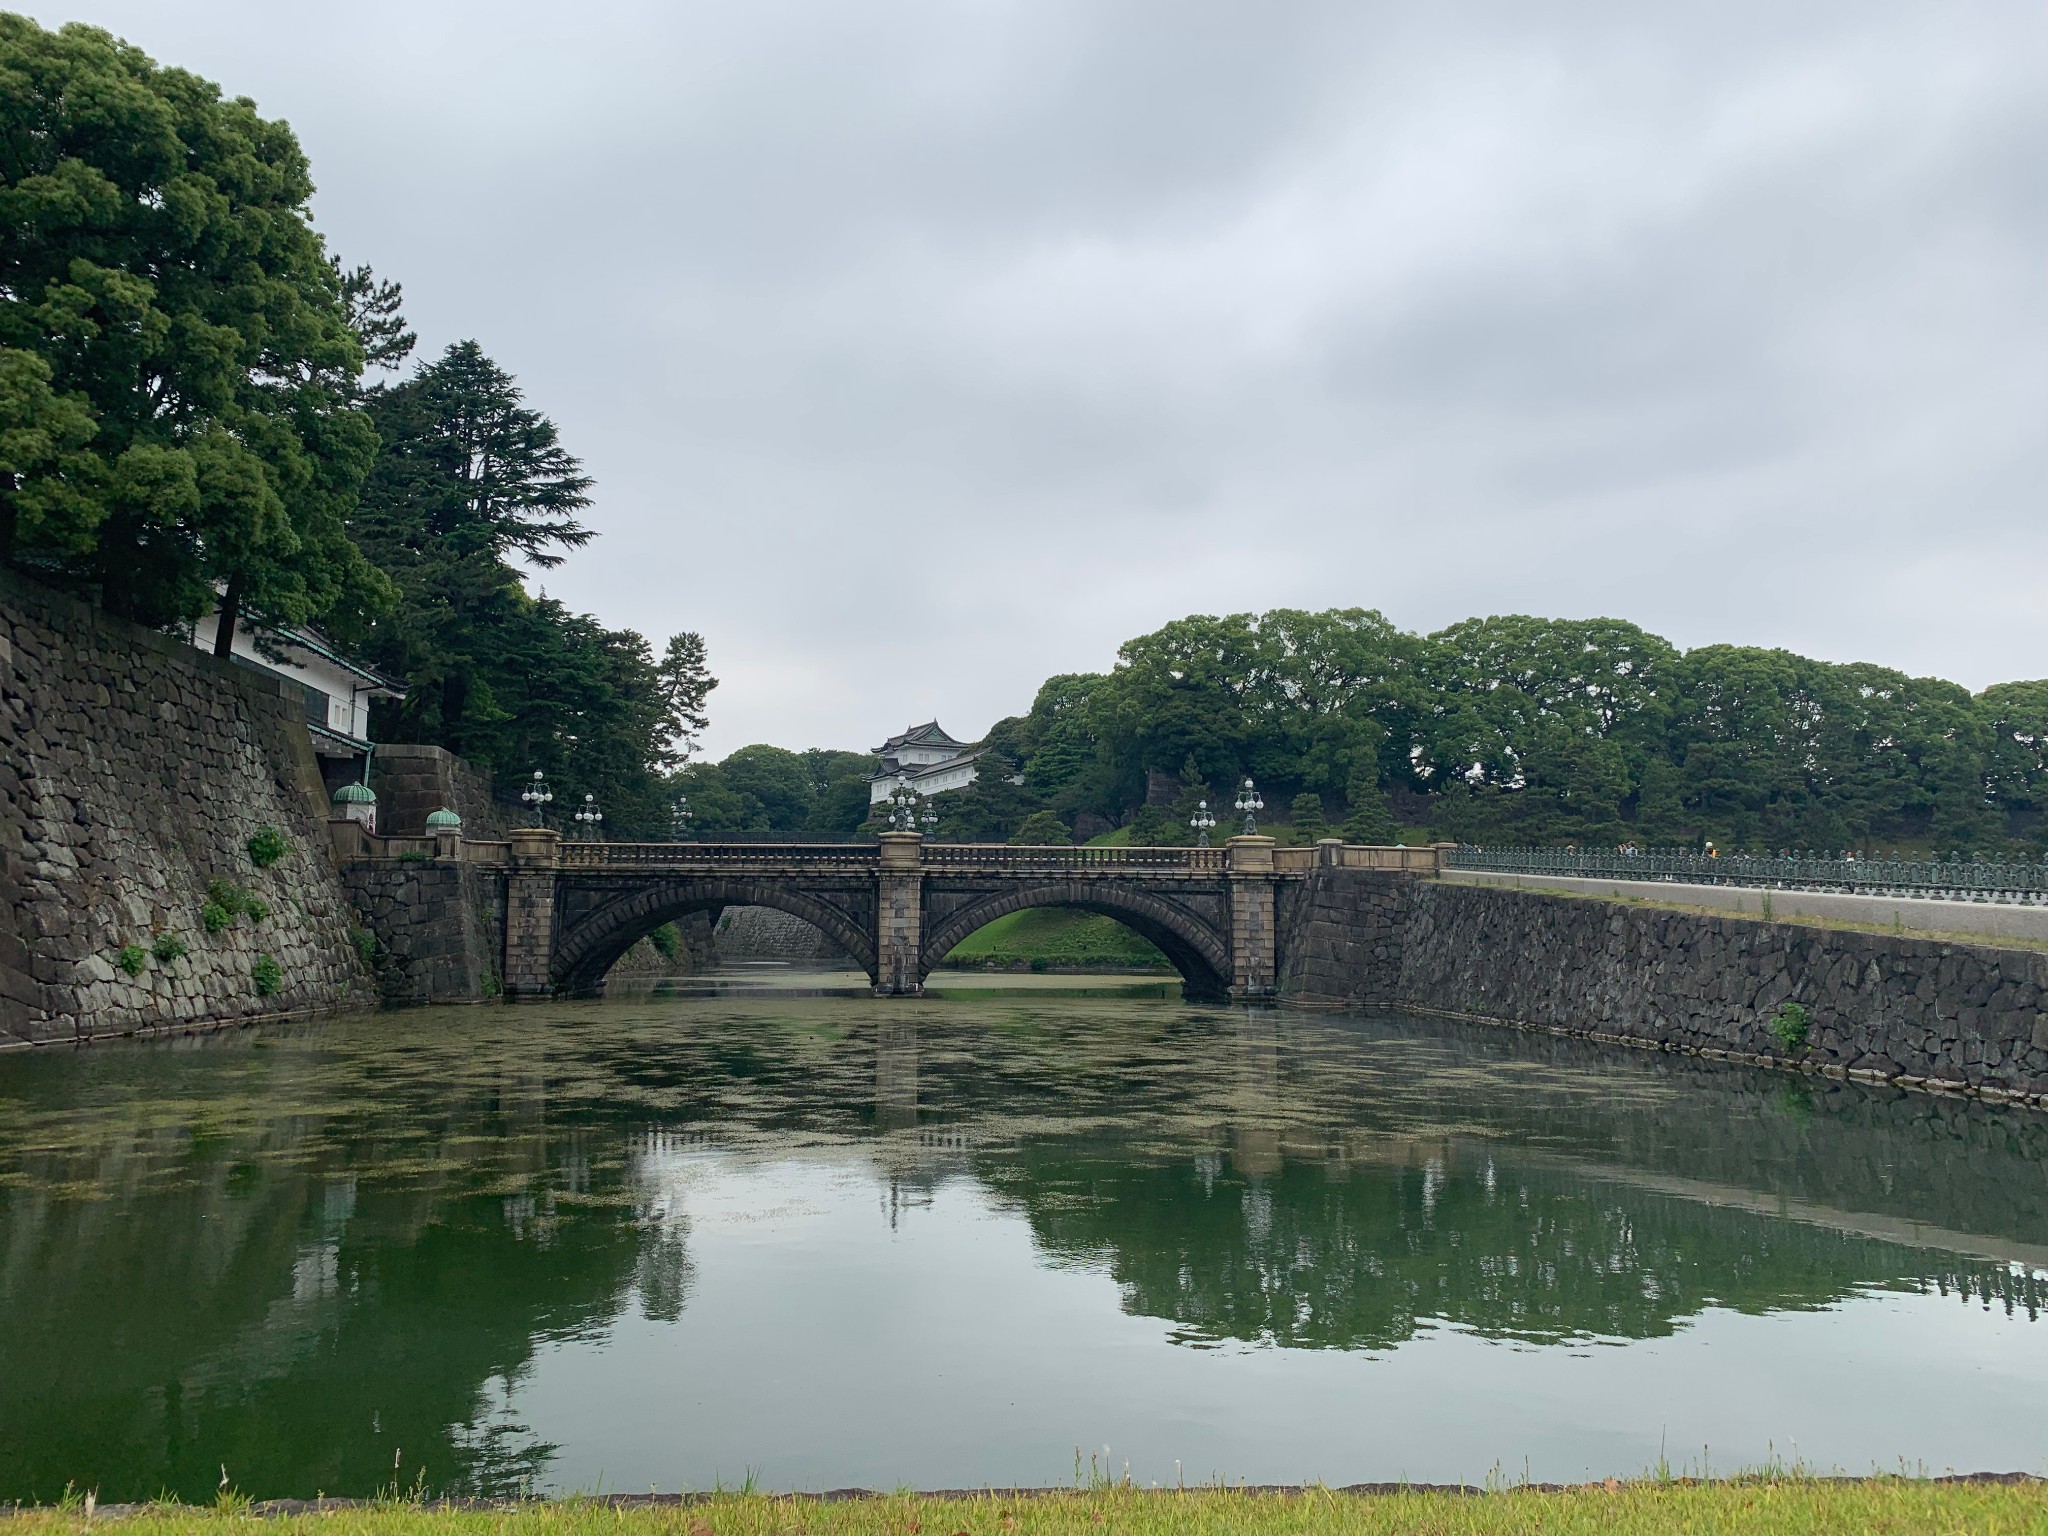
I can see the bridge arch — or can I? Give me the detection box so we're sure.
[552,877,877,995]
[919,880,1231,1001]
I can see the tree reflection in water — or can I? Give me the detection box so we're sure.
[0,997,2041,1501]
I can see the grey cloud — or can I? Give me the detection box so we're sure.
[29,0,2048,749]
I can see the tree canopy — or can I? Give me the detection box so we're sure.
[348,340,705,834]
[0,16,387,634]
[973,609,2048,853]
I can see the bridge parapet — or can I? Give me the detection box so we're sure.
[555,841,880,874]
[919,843,1227,874]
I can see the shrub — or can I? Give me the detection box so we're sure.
[649,922,682,960]
[117,943,147,976]
[1010,811,1073,846]
[246,826,289,868]
[1770,1001,1810,1053]
[151,932,188,963]
[204,878,266,927]
[1290,792,1329,842]
[251,954,283,998]
[349,926,378,965]
[1127,805,1168,845]
[396,850,430,864]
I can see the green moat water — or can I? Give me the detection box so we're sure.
[2,969,2045,1499]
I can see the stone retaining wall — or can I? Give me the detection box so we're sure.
[1275,871,2048,1107]
[1275,871,1412,1005]
[341,861,506,1005]
[369,744,507,839]
[715,904,849,962]
[1398,882,2048,1102]
[0,571,374,1044]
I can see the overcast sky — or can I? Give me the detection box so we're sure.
[29,1,2048,755]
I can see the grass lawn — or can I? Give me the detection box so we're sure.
[16,1481,2047,1534]
[939,907,1169,970]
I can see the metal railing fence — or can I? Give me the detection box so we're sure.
[1447,845,2048,904]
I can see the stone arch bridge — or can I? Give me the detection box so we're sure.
[338,825,1447,1003]
[526,829,1454,999]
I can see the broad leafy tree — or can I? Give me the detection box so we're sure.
[0,16,386,633]
[985,606,2041,853]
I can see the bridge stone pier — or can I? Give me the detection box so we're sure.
[333,822,1450,1005]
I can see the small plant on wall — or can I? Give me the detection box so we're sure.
[1770,1000,1810,1053]
[251,954,283,998]
[205,879,268,930]
[117,944,147,976]
[246,826,289,868]
[151,933,188,963]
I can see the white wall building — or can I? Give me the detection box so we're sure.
[868,721,984,805]
[190,610,405,773]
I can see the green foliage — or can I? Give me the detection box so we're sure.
[151,932,187,963]
[350,341,706,836]
[1010,811,1073,846]
[0,15,390,634]
[1127,804,1169,845]
[1770,1001,1810,1054]
[245,826,288,868]
[250,953,282,998]
[941,907,1168,969]
[1341,758,1397,844]
[1290,792,1329,843]
[396,849,430,864]
[648,922,682,961]
[349,925,378,965]
[116,943,147,976]
[204,878,265,926]
[679,745,878,834]
[978,605,2035,854]
[931,758,1041,843]
[657,632,717,762]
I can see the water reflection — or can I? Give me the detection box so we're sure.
[0,994,2041,1500]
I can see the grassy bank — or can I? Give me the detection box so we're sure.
[939,907,1170,970]
[11,1481,2047,1534]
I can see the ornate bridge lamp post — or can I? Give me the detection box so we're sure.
[1235,777,1264,836]
[1190,799,1216,847]
[887,782,923,833]
[670,794,692,842]
[574,793,603,842]
[522,769,554,828]
[920,800,940,840]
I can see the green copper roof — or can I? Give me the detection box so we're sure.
[332,782,377,804]
[425,808,463,830]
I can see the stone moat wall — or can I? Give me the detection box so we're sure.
[715,904,849,963]
[340,862,507,1006]
[0,571,374,1044]
[1277,870,2048,1107]
[369,744,507,839]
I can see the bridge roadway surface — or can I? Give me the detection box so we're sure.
[1445,869,2048,945]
